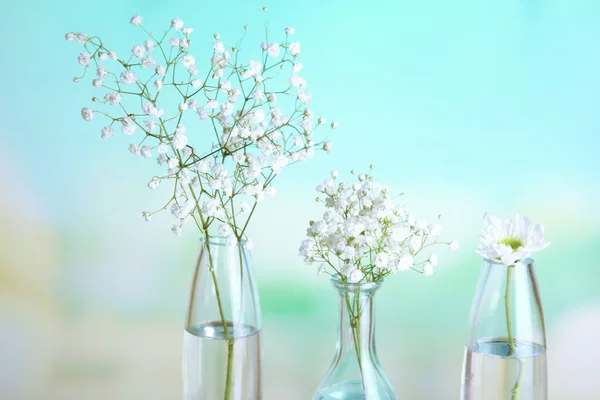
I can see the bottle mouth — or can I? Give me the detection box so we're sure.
[199,235,246,246]
[330,276,383,293]
[483,257,535,266]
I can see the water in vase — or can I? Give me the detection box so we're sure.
[461,338,547,400]
[314,380,367,400]
[183,322,261,400]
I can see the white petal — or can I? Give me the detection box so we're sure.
[527,241,550,252]
[521,215,532,241]
[530,224,545,244]
[484,213,503,230]
[501,253,518,266]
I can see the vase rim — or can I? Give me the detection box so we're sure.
[330,276,384,292]
[199,235,247,246]
[483,257,535,266]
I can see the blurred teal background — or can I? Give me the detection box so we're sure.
[1,0,600,399]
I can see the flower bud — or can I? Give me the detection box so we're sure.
[214,33,220,40]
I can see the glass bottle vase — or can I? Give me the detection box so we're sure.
[183,236,262,400]
[313,278,397,400]
[461,258,547,400]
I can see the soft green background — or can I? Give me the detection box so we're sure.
[1,0,599,399]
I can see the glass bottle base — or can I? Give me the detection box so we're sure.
[314,380,367,400]
[461,338,547,400]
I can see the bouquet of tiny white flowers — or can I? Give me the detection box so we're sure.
[66,15,336,398]
[299,167,459,282]
[66,13,336,243]
[301,168,459,396]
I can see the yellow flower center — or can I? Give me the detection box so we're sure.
[498,237,523,251]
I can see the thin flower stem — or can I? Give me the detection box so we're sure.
[345,293,363,376]
[505,266,516,355]
[511,359,526,400]
[224,339,234,400]
[505,265,524,400]
[189,184,234,400]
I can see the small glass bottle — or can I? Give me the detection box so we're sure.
[461,258,547,400]
[313,278,397,400]
[183,236,262,400]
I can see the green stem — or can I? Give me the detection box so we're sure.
[505,266,516,356]
[200,229,234,400]
[346,293,363,376]
[505,265,523,400]
[203,235,229,337]
[224,339,234,400]
[511,359,526,400]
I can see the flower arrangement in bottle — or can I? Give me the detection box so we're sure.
[65,12,336,400]
[299,167,458,399]
[461,213,550,400]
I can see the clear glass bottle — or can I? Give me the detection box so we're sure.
[461,258,547,400]
[183,236,262,400]
[313,278,397,400]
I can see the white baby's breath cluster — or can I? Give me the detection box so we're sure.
[66,15,336,242]
[299,167,459,282]
[476,213,550,266]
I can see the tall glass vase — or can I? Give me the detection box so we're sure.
[461,258,547,400]
[313,278,397,400]
[183,236,262,400]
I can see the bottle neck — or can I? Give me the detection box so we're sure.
[186,236,260,335]
[332,280,381,357]
[467,259,546,352]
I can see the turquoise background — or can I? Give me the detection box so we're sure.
[1,0,599,398]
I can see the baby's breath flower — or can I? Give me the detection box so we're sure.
[81,107,94,121]
[120,71,137,84]
[423,263,434,276]
[181,55,195,69]
[100,126,114,139]
[214,41,225,54]
[66,15,334,241]
[289,42,301,56]
[129,144,140,155]
[267,43,280,57]
[299,169,457,282]
[78,53,91,66]
[104,91,122,105]
[130,15,143,26]
[171,17,184,30]
[132,45,144,58]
